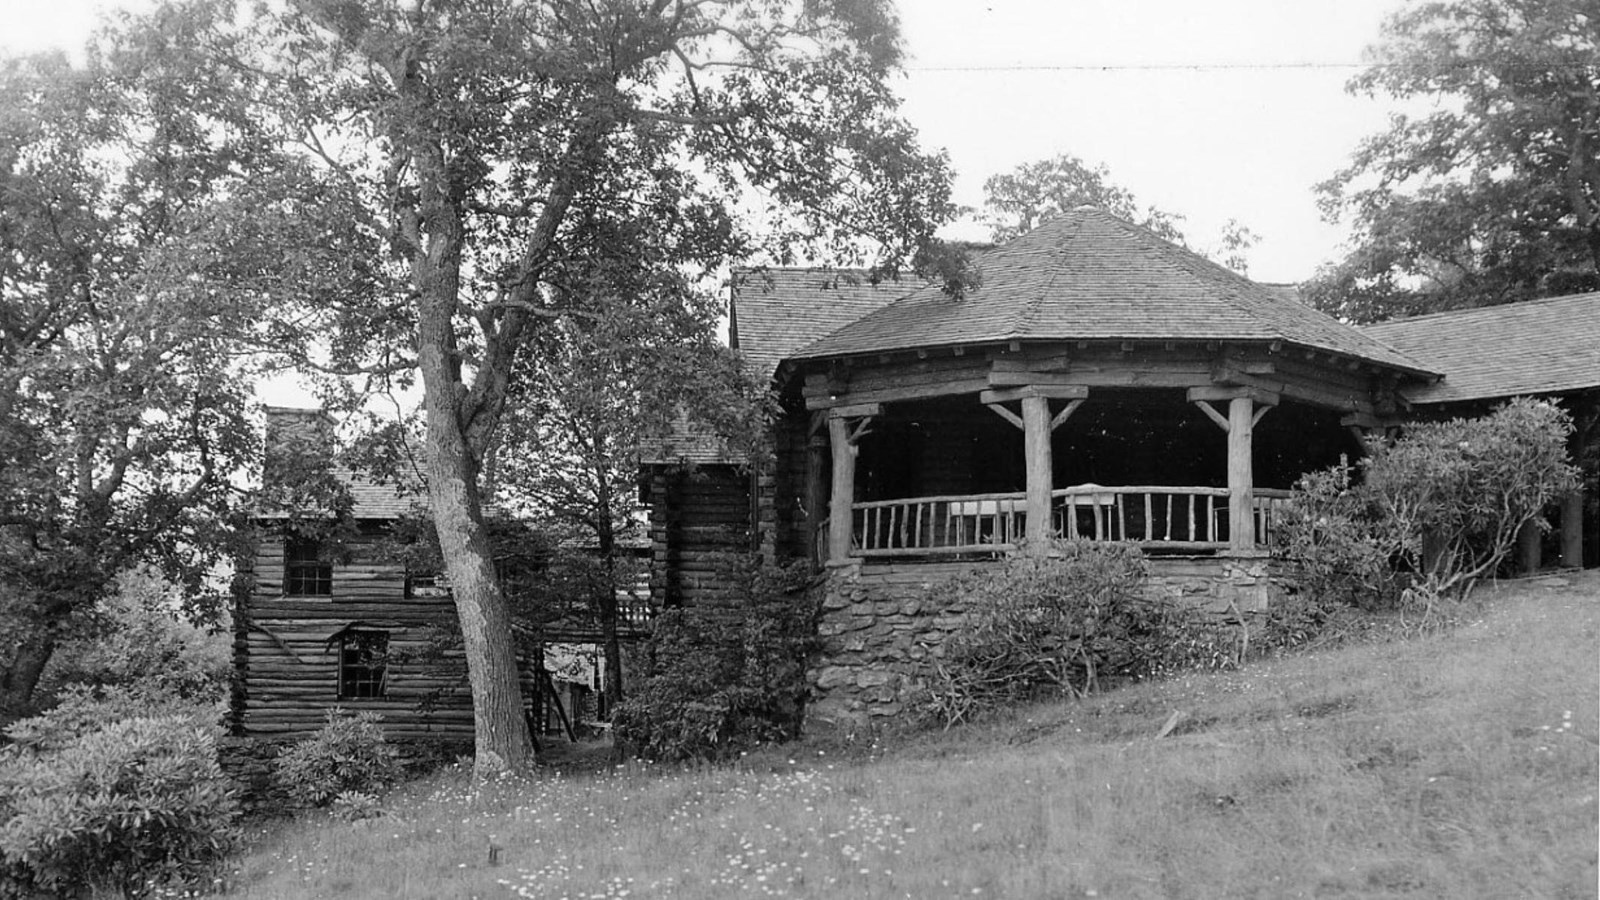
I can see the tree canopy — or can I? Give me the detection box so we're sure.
[200,0,959,773]
[1307,0,1600,322]
[981,153,1259,273]
[0,11,282,720]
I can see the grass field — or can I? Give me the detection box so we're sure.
[216,571,1599,899]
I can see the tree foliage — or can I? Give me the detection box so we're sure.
[0,9,284,721]
[982,153,1188,244]
[206,0,958,774]
[981,153,1259,272]
[1308,0,1600,322]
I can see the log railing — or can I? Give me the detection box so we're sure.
[852,491,1029,557]
[831,486,1293,559]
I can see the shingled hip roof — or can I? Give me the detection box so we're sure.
[1361,292,1600,405]
[790,208,1433,377]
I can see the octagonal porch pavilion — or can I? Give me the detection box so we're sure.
[767,209,1437,566]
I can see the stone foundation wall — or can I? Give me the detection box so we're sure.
[804,555,1295,732]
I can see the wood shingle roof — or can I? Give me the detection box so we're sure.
[790,209,1434,377]
[1361,292,1600,405]
[729,267,915,380]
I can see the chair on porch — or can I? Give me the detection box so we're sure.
[1055,484,1119,541]
[947,498,1028,547]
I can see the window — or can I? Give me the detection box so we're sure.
[284,536,332,596]
[337,630,388,699]
[405,570,451,599]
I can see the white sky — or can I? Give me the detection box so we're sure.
[2,0,1411,285]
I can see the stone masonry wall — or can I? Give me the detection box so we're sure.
[804,555,1294,732]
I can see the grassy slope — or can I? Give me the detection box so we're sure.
[218,572,1600,900]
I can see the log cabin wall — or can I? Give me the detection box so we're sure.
[231,521,475,742]
[645,465,754,610]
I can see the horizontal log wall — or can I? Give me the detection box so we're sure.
[235,525,478,741]
[646,465,754,609]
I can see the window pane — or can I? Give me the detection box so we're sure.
[338,630,387,699]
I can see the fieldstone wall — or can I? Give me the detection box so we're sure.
[804,554,1295,732]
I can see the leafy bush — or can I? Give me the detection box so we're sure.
[1363,397,1577,600]
[1270,461,1403,612]
[0,715,239,899]
[613,557,817,761]
[37,570,231,715]
[272,709,401,809]
[1275,398,1578,619]
[918,542,1197,727]
[2,683,221,756]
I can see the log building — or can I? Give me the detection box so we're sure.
[231,408,651,744]
[644,208,1599,729]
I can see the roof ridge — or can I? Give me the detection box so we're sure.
[1365,291,1600,330]
[1009,214,1083,338]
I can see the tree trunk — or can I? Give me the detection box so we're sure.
[422,398,536,775]
[593,456,625,711]
[0,635,55,726]
[411,150,535,777]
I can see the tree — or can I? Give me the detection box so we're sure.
[0,11,280,722]
[981,153,1259,273]
[494,263,764,712]
[237,0,955,775]
[1307,0,1600,322]
[982,153,1187,244]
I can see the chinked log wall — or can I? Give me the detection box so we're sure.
[805,557,1294,730]
[646,466,755,609]
[232,526,475,742]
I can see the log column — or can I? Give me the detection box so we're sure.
[1190,386,1278,552]
[825,403,879,565]
[1518,519,1542,574]
[1560,491,1584,569]
[982,385,1088,556]
[1022,395,1052,555]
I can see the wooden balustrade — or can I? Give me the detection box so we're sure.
[838,486,1293,559]
[852,491,1029,557]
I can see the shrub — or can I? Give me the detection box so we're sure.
[918,542,1201,727]
[272,709,401,809]
[1270,461,1403,613]
[613,557,817,762]
[3,683,221,756]
[0,715,239,899]
[1363,397,1577,601]
[1275,398,1578,620]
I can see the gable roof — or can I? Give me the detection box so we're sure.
[791,209,1434,377]
[1361,292,1600,405]
[729,267,915,380]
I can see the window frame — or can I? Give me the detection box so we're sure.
[336,629,388,700]
[283,535,333,597]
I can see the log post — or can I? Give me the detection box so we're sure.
[1560,491,1584,569]
[1518,518,1542,575]
[1227,396,1255,552]
[825,403,880,565]
[805,418,828,568]
[1022,395,1053,556]
[1189,386,1277,552]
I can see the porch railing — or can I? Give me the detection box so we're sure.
[830,486,1293,559]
